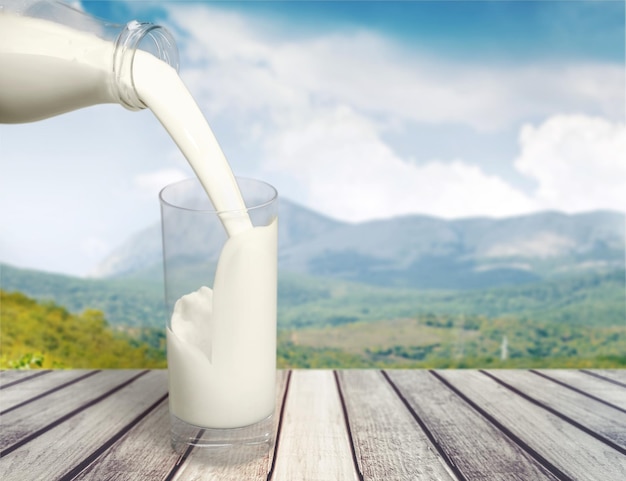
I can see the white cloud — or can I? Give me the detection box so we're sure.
[267,109,626,221]
[269,40,624,132]
[134,168,189,198]
[166,5,624,132]
[80,236,110,259]
[161,4,625,222]
[265,105,535,221]
[515,114,626,213]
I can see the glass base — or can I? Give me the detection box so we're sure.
[170,413,275,454]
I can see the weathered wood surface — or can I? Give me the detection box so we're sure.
[271,370,359,481]
[436,370,626,480]
[532,369,626,411]
[336,370,455,481]
[0,369,624,480]
[387,370,561,481]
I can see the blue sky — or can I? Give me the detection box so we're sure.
[1,0,624,275]
[82,0,625,62]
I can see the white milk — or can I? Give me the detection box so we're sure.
[132,52,253,236]
[1,12,276,428]
[0,14,116,123]
[167,219,277,428]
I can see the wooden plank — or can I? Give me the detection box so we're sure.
[0,370,98,414]
[385,370,561,481]
[0,370,50,388]
[583,369,626,385]
[0,370,145,451]
[0,370,168,481]
[438,370,626,481]
[487,370,626,451]
[336,370,456,481]
[0,370,36,383]
[72,371,290,481]
[71,400,180,481]
[269,370,359,481]
[533,369,626,410]
[166,370,290,481]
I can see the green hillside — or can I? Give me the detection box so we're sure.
[278,268,626,329]
[1,264,165,327]
[278,314,626,369]
[2,264,624,330]
[1,263,624,369]
[1,285,624,370]
[0,290,166,369]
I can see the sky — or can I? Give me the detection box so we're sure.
[1,0,625,276]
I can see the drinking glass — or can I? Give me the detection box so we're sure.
[159,177,278,453]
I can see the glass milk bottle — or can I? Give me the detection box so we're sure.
[0,0,178,123]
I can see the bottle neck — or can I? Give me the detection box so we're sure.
[112,21,179,111]
[18,1,181,111]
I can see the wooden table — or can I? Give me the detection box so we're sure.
[1,369,625,480]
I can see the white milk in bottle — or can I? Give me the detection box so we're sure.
[1,2,276,430]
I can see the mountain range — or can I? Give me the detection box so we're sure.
[1,201,624,330]
[90,199,624,290]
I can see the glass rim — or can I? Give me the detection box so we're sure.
[158,176,278,214]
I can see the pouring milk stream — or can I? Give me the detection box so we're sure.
[0,1,276,429]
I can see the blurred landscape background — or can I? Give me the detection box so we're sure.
[2,201,624,368]
[1,1,624,368]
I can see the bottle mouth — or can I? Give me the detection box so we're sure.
[113,21,180,110]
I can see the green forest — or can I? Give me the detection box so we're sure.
[277,314,626,369]
[1,263,624,369]
[0,290,165,369]
[2,270,625,370]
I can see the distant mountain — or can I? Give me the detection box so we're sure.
[90,200,624,290]
[281,210,625,288]
[0,263,165,328]
[90,198,343,278]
